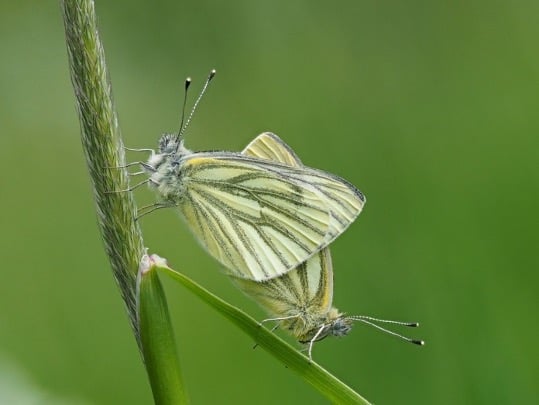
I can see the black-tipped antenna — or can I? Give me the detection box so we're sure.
[347,315,425,346]
[176,77,192,141]
[178,69,216,140]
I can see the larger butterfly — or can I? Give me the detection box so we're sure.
[142,131,365,281]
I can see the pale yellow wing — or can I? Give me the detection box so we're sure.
[177,154,331,281]
[233,249,335,323]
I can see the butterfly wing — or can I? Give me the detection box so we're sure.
[178,154,331,280]
[233,249,335,326]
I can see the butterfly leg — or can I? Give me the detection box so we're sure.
[306,324,328,363]
[253,315,299,349]
[124,146,155,154]
[136,202,174,220]
[260,314,299,326]
[104,178,153,194]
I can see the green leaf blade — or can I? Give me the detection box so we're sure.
[138,255,189,405]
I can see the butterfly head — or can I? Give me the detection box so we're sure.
[299,308,353,344]
[146,134,191,170]
[327,316,354,337]
[158,134,179,154]
[157,134,191,156]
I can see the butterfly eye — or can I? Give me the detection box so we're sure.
[329,318,352,337]
[158,134,171,151]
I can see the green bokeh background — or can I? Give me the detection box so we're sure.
[1,1,537,404]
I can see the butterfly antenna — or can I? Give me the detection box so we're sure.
[175,77,192,143]
[178,69,216,140]
[347,315,425,346]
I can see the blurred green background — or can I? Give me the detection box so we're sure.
[1,1,538,404]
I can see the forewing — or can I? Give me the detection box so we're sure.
[232,249,335,334]
[262,248,334,312]
[178,154,331,281]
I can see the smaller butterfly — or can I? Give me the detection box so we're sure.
[233,132,424,360]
